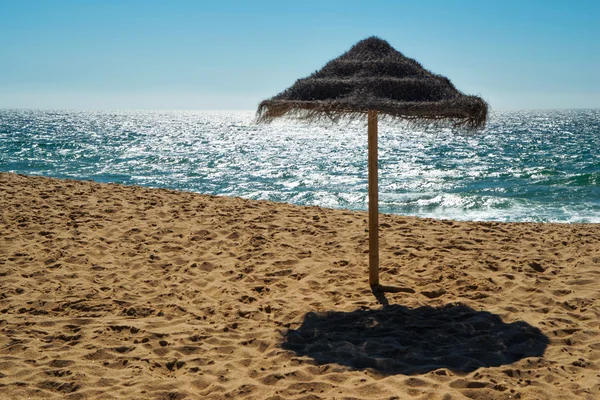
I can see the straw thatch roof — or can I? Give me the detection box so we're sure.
[257,37,487,128]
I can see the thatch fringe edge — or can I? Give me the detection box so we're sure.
[256,99,488,129]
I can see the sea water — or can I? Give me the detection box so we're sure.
[1,109,599,223]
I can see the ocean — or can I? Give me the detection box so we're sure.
[1,109,599,223]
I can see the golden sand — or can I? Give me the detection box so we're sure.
[0,172,599,399]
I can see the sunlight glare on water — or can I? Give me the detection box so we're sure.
[1,109,599,222]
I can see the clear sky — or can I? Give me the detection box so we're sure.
[1,0,598,111]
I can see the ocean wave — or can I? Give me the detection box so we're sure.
[1,109,599,223]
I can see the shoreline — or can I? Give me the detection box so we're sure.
[3,172,598,227]
[1,172,599,399]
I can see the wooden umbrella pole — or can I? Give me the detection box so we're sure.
[368,110,379,286]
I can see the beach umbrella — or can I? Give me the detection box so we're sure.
[256,37,487,290]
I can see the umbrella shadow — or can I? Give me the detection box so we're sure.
[282,303,548,375]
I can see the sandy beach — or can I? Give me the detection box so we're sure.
[0,172,599,399]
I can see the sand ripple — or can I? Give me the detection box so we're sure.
[1,173,599,399]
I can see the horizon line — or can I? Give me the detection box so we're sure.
[2,107,599,113]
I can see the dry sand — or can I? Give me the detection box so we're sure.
[0,172,599,400]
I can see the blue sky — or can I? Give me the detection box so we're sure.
[0,0,598,110]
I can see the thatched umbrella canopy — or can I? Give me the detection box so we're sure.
[256,37,488,290]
